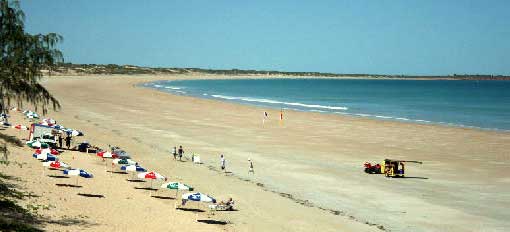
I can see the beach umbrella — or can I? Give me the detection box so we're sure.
[65,129,83,136]
[182,192,216,203]
[162,182,194,198]
[43,161,69,169]
[112,158,137,165]
[27,141,47,148]
[36,148,59,155]
[121,165,146,172]
[138,171,166,180]
[138,171,166,191]
[13,124,28,130]
[97,151,118,159]
[162,182,193,191]
[121,165,146,179]
[33,153,57,161]
[25,111,39,119]
[49,161,69,169]
[63,169,93,185]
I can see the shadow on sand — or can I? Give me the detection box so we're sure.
[176,208,205,212]
[126,179,145,182]
[151,196,175,200]
[197,219,228,225]
[55,183,82,188]
[47,175,69,179]
[134,187,158,191]
[403,176,429,180]
[106,171,128,174]
[78,193,105,198]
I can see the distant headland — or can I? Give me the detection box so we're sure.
[47,63,510,80]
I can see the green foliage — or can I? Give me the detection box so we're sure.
[0,0,62,114]
[54,63,510,80]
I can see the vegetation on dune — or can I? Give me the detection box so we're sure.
[53,63,510,80]
[0,0,62,114]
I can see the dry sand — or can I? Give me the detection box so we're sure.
[1,74,509,232]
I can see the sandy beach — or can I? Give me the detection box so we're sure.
[1,74,509,232]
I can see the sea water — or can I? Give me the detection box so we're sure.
[143,78,510,131]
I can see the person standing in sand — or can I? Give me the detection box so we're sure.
[248,158,254,174]
[178,145,184,161]
[58,134,63,148]
[65,134,72,149]
[220,154,226,172]
[172,146,177,160]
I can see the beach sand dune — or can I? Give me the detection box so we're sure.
[2,75,509,232]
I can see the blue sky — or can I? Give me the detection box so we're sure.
[23,0,510,75]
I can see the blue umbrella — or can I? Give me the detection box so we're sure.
[63,169,93,185]
[120,165,146,172]
[79,170,93,178]
[33,153,57,161]
[182,192,216,203]
[63,169,93,178]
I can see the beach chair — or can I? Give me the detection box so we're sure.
[209,201,234,211]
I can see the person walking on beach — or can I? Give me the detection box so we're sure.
[220,154,226,172]
[262,111,268,125]
[172,146,177,160]
[178,145,184,161]
[279,109,284,126]
[248,158,254,174]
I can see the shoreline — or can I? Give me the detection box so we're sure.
[139,77,510,134]
[4,74,508,232]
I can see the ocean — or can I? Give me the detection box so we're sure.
[142,78,510,131]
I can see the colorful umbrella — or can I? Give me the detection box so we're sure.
[137,171,166,191]
[63,169,93,178]
[137,171,166,180]
[162,182,194,198]
[35,148,59,155]
[161,182,193,191]
[63,169,93,185]
[24,111,39,119]
[112,158,137,165]
[43,161,69,169]
[182,192,216,203]
[97,151,118,159]
[121,165,146,172]
[26,141,47,148]
[33,153,57,161]
[13,124,28,130]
